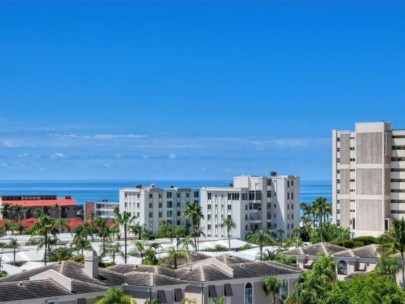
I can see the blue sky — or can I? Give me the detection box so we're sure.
[0,1,404,180]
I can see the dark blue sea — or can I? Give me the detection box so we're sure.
[0,180,331,206]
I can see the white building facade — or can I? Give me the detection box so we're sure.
[200,174,300,240]
[332,122,405,237]
[119,185,199,233]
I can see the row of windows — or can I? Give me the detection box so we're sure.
[391,200,405,204]
[391,179,405,183]
[392,157,405,162]
[392,146,405,150]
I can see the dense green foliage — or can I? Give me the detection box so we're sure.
[95,287,136,304]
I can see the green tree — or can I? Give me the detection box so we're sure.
[277,228,285,242]
[95,287,136,304]
[145,299,160,304]
[263,276,284,304]
[115,211,136,263]
[312,197,329,242]
[247,230,275,260]
[49,247,74,263]
[130,223,145,240]
[221,218,236,250]
[310,223,350,243]
[376,257,400,282]
[107,242,123,264]
[180,299,196,304]
[157,221,174,239]
[95,217,112,256]
[174,225,186,251]
[74,222,95,241]
[209,297,226,304]
[183,203,204,250]
[377,218,405,286]
[192,226,205,251]
[325,272,405,304]
[167,246,187,269]
[72,234,93,256]
[133,240,146,263]
[0,270,7,278]
[291,255,337,304]
[6,238,19,265]
[30,215,56,265]
[180,234,195,252]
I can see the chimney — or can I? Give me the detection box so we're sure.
[84,250,99,278]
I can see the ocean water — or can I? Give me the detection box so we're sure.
[0,180,331,205]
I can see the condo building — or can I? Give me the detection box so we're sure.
[119,185,199,233]
[84,200,119,221]
[200,174,300,240]
[332,122,405,237]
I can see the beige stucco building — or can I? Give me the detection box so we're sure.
[332,122,405,237]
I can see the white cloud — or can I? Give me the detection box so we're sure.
[50,133,147,140]
[273,139,307,148]
[168,153,176,159]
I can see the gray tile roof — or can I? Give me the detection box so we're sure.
[124,272,186,287]
[232,261,301,279]
[215,254,252,265]
[334,244,380,259]
[283,243,347,256]
[176,264,233,281]
[0,279,71,302]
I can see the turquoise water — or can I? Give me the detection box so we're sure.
[0,180,331,205]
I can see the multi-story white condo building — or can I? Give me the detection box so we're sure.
[201,174,300,240]
[332,122,405,237]
[119,185,199,233]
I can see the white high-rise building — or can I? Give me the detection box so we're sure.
[332,122,405,237]
[119,185,200,233]
[201,174,300,240]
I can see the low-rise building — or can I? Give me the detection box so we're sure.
[0,251,301,304]
[119,185,200,234]
[201,174,300,240]
[1,195,78,219]
[84,200,119,221]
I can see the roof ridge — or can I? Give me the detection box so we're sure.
[59,261,66,274]
[200,267,205,281]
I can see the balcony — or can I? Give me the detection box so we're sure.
[247,215,262,223]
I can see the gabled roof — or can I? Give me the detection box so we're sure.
[124,272,186,287]
[176,264,234,282]
[283,243,347,256]
[0,279,71,302]
[334,244,380,259]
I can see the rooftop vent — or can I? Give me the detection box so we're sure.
[270,171,277,177]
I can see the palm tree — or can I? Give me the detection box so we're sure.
[192,226,205,251]
[54,218,70,233]
[183,203,204,250]
[312,197,329,242]
[263,276,283,304]
[145,299,160,304]
[31,215,56,265]
[95,287,136,304]
[247,230,274,261]
[72,234,93,256]
[221,218,236,250]
[74,222,94,240]
[108,242,123,264]
[174,226,186,251]
[49,247,73,264]
[115,211,136,263]
[167,246,187,269]
[133,240,146,263]
[6,238,19,265]
[130,223,145,240]
[95,217,112,256]
[180,234,195,252]
[15,222,25,235]
[378,218,405,286]
[52,203,61,218]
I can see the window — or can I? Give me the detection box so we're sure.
[186,193,190,198]
[337,260,348,275]
[228,205,232,210]
[242,193,248,200]
[167,210,173,217]
[167,192,172,199]
[149,203,153,209]
[159,203,163,208]
[177,211,181,216]
[267,191,272,198]
[149,212,152,218]
[159,212,162,218]
[208,204,212,210]
[245,283,253,304]
[228,193,232,200]
[207,215,211,220]
[177,193,181,198]
[224,284,233,297]
[149,194,153,199]
[194,191,199,198]
[159,194,162,199]
[167,201,172,208]
[207,193,212,200]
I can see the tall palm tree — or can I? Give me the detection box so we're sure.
[263,276,283,304]
[247,230,274,260]
[115,211,136,263]
[95,217,112,255]
[31,215,56,265]
[192,226,205,251]
[180,234,195,252]
[6,238,19,265]
[221,218,236,250]
[49,247,73,264]
[183,203,204,250]
[312,197,329,242]
[378,218,405,286]
[95,287,136,304]
[133,240,146,263]
[74,222,94,241]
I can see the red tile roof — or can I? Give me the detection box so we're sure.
[3,198,77,207]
